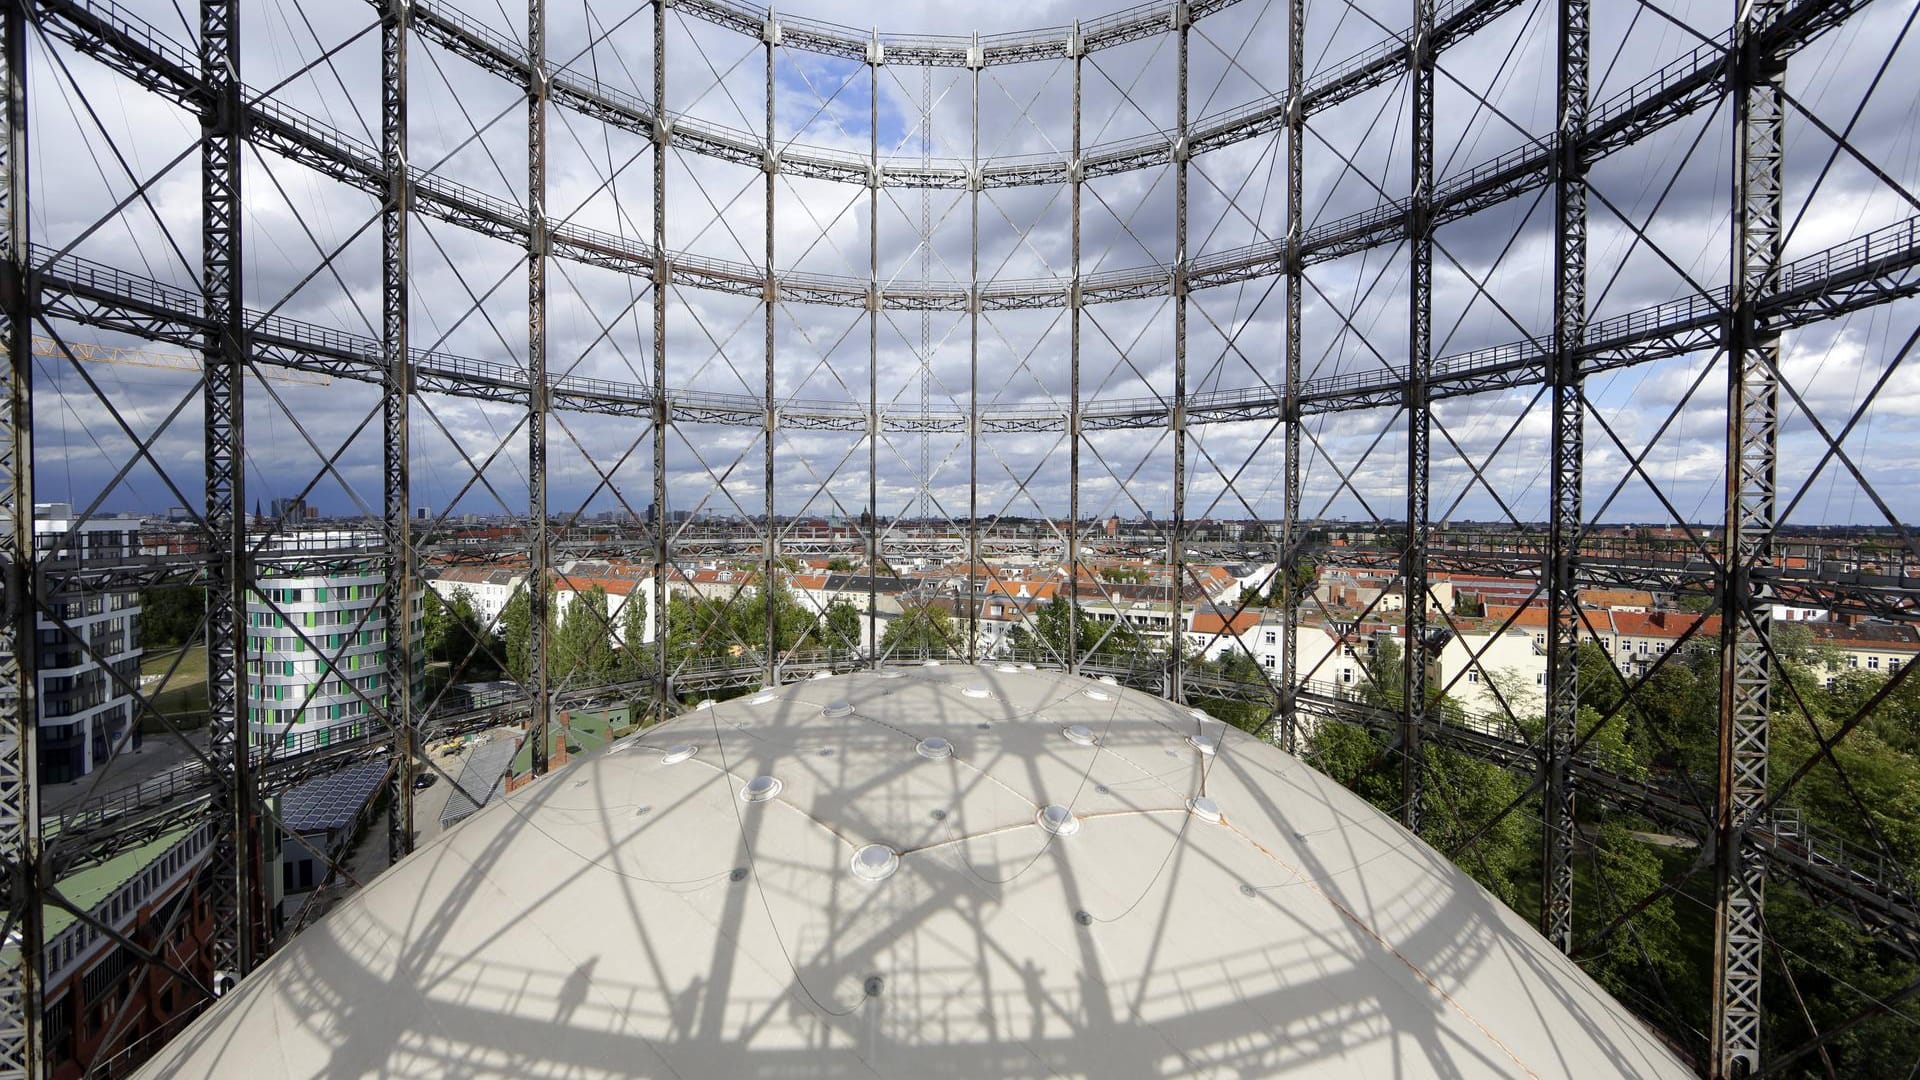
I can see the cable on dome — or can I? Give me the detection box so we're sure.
[704,696,873,1017]
[936,679,1144,888]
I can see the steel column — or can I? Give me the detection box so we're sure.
[1169,1,1189,701]
[526,0,551,773]
[200,0,256,984]
[1401,0,1435,833]
[1068,24,1082,676]
[918,62,932,532]
[651,0,670,710]
[866,36,879,665]
[382,0,417,864]
[1541,0,1589,952]
[1711,0,1786,1073]
[966,45,979,664]
[1278,0,1303,753]
[763,16,777,684]
[0,3,38,1072]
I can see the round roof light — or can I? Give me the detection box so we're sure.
[750,691,778,705]
[741,775,783,803]
[1082,688,1112,702]
[878,669,905,680]
[1037,804,1081,837]
[1188,735,1219,756]
[922,659,942,667]
[1097,675,1118,686]
[822,700,855,718]
[849,844,900,882]
[962,685,992,699]
[997,664,1019,673]
[1189,708,1209,722]
[661,743,698,764]
[811,670,833,680]
[695,699,716,710]
[1021,663,1037,670]
[1188,796,1223,823]
[916,737,953,760]
[1062,724,1098,747]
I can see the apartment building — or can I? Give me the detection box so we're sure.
[245,533,423,750]
[1806,622,1920,684]
[35,822,221,1079]
[33,506,144,783]
[551,564,653,646]
[422,565,527,628]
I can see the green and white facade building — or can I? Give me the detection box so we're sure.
[245,532,423,750]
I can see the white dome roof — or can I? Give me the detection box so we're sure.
[139,669,1691,1078]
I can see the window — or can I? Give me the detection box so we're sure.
[1466,670,1480,684]
[1536,672,1546,686]
[1868,656,1880,670]
[1848,655,1859,668]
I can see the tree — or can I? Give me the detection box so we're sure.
[619,590,649,679]
[1571,822,1687,1006]
[421,586,488,672]
[1264,556,1318,607]
[1415,743,1536,906]
[741,582,821,655]
[821,600,863,654]
[826,556,854,573]
[500,586,538,683]
[1006,597,1149,662]
[882,601,958,656]
[1359,636,1405,710]
[423,586,448,659]
[1188,648,1271,733]
[663,594,714,667]
[663,586,819,666]
[140,585,205,650]
[552,586,618,687]
[1305,720,1396,808]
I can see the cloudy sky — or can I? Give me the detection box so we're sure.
[22,0,1920,539]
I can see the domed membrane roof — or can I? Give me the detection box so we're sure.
[138,669,1692,1079]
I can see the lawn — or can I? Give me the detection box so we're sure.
[140,646,209,732]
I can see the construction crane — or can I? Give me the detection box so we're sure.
[31,335,333,386]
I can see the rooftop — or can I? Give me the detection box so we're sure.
[280,760,391,834]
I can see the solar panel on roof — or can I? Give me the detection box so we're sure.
[279,760,390,834]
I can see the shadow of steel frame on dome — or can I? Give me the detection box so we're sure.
[0,0,1916,1076]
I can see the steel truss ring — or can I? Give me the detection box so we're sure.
[33,0,1852,315]
[407,0,1522,191]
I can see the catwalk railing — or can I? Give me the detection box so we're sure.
[406,0,1523,189]
[29,0,1871,312]
[32,211,1920,434]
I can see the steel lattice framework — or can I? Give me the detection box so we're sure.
[0,0,1915,1076]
